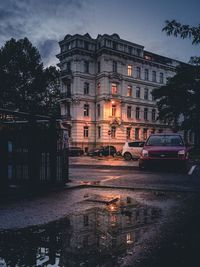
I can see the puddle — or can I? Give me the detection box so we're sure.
[0,194,161,267]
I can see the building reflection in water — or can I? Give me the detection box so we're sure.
[0,195,161,266]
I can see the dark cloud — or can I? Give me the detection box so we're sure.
[0,0,92,66]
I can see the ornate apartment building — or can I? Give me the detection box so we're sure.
[57,33,180,152]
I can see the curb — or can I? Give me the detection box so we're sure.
[69,164,139,170]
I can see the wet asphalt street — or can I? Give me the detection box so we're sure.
[69,160,200,193]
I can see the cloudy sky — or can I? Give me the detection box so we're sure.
[0,0,199,67]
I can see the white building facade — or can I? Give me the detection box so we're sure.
[57,33,180,152]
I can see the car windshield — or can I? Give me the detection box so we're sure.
[146,135,184,147]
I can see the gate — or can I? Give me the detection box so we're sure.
[0,110,69,192]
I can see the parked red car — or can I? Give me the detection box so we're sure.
[139,134,189,170]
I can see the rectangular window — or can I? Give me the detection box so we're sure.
[135,128,140,140]
[152,109,156,121]
[84,104,89,116]
[66,61,71,71]
[97,61,101,73]
[136,87,140,98]
[83,126,89,138]
[136,67,141,78]
[127,85,132,97]
[144,69,149,80]
[98,126,101,138]
[84,61,89,73]
[113,60,117,72]
[128,65,132,76]
[152,71,156,82]
[84,82,89,95]
[97,82,100,94]
[111,83,118,94]
[144,88,149,100]
[127,106,132,118]
[136,107,140,120]
[112,104,116,117]
[111,126,116,138]
[144,108,148,120]
[143,128,148,140]
[97,104,100,117]
[83,214,89,226]
[160,72,164,83]
[126,127,131,139]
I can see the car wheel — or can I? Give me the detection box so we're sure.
[123,152,132,161]
[99,152,103,157]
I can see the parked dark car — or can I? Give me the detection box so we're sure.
[87,146,117,157]
[139,134,189,170]
[69,147,84,156]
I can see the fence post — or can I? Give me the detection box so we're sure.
[28,115,40,188]
[49,118,57,185]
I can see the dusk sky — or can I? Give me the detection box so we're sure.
[0,0,199,67]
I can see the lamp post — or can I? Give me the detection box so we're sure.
[108,129,111,156]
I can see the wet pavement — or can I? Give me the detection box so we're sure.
[0,189,181,266]
[0,156,200,266]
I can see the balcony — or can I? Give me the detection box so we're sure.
[109,72,122,81]
[61,69,73,79]
[60,92,72,101]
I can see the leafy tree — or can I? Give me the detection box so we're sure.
[152,21,200,148]
[163,20,200,44]
[152,63,200,148]
[0,37,60,116]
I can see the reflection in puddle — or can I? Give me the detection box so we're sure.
[0,195,161,266]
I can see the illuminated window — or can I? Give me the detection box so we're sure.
[160,72,164,83]
[111,83,118,94]
[127,85,132,96]
[84,104,89,116]
[128,65,133,76]
[152,71,156,82]
[111,126,116,138]
[112,104,116,116]
[144,88,149,100]
[126,127,131,139]
[83,126,89,138]
[144,69,149,80]
[136,107,140,120]
[113,60,117,72]
[84,82,89,95]
[135,128,140,140]
[127,106,132,118]
[127,233,133,244]
[144,108,148,120]
[143,128,148,140]
[136,67,141,78]
[152,109,156,121]
[110,214,117,225]
[136,87,140,98]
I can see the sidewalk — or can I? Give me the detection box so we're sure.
[69,155,139,169]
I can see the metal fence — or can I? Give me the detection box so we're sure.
[0,116,68,192]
